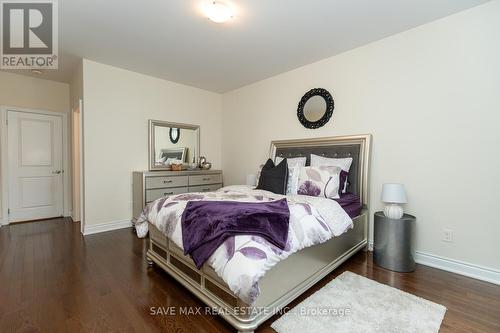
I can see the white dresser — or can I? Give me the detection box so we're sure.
[132,170,223,218]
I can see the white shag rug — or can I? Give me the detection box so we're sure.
[271,271,446,333]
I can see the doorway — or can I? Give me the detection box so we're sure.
[71,100,84,231]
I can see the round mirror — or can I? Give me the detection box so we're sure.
[169,127,180,144]
[303,96,327,122]
[297,88,334,129]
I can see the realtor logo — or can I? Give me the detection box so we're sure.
[1,0,58,69]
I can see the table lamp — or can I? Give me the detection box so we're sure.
[246,174,257,187]
[381,183,407,219]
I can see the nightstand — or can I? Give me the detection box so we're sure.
[373,211,416,272]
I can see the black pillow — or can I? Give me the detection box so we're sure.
[256,158,289,195]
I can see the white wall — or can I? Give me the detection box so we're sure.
[82,60,222,227]
[222,1,500,270]
[0,71,69,221]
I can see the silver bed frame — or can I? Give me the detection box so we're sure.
[146,134,372,333]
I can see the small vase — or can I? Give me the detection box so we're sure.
[384,204,403,219]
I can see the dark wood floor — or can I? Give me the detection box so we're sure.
[1,218,499,332]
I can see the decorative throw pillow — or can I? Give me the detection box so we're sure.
[256,164,264,185]
[256,158,289,195]
[274,157,306,195]
[297,166,342,199]
[286,166,301,195]
[339,170,349,196]
[310,154,353,193]
[275,156,307,168]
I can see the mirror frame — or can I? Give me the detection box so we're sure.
[169,127,180,144]
[297,88,334,129]
[148,119,200,171]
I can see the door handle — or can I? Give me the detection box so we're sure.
[52,170,62,174]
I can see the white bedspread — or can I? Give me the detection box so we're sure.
[135,185,353,305]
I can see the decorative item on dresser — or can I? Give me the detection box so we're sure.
[132,169,223,219]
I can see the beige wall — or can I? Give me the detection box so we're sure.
[0,71,70,221]
[82,60,222,227]
[222,2,500,270]
[0,71,69,112]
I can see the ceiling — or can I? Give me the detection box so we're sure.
[2,0,489,92]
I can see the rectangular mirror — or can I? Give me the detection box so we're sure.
[149,120,200,171]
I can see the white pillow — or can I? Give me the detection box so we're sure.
[275,156,307,168]
[310,154,353,193]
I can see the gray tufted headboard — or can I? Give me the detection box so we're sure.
[269,135,372,206]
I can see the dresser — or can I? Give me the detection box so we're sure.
[132,170,223,219]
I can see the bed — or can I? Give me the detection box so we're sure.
[143,134,372,333]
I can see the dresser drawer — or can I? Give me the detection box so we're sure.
[146,176,188,189]
[189,184,222,193]
[145,187,188,202]
[189,174,222,186]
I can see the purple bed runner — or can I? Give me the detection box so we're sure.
[334,192,362,218]
[181,199,290,269]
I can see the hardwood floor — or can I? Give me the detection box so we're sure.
[0,218,499,332]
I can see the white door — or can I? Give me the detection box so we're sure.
[7,111,64,222]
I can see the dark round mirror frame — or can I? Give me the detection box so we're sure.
[297,88,334,129]
[169,127,180,144]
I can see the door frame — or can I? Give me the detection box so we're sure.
[71,99,85,233]
[0,106,70,225]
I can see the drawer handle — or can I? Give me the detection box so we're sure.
[163,180,173,183]
[164,192,174,196]
[202,178,211,181]
[202,188,211,192]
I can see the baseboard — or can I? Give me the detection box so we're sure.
[414,251,500,286]
[83,219,132,235]
[368,241,500,285]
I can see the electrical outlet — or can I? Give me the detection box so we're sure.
[442,228,453,242]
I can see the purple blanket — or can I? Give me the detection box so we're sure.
[181,199,290,269]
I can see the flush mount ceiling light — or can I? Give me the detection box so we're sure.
[203,1,234,23]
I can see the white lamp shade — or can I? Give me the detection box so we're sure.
[381,183,407,203]
[246,174,257,186]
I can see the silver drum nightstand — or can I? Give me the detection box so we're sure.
[374,211,416,272]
